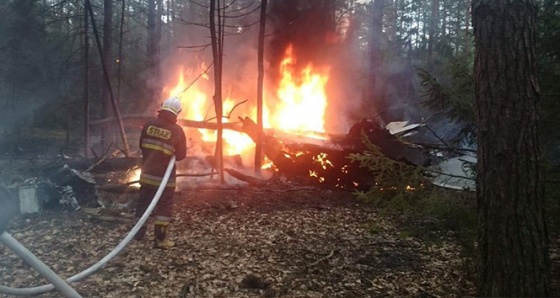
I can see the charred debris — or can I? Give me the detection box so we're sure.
[0,117,475,215]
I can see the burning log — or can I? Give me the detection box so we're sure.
[239,116,297,174]
[239,117,430,190]
[239,117,372,189]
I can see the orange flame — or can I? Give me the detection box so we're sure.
[161,45,330,164]
[266,45,330,136]
[162,66,253,156]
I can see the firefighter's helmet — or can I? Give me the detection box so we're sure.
[160,96,182,116]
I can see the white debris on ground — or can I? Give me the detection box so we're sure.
[429,155,477,191]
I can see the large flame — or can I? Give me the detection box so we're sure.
[161,45,330,161]
[266,45,330,135]
[162,65,253,156]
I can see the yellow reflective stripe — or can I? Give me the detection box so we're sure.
[139,178,176,187]
[142,138,174,151]
[141,143,173,156]
[139,174,176,187]
[154,219,170,225]
[141,173,164,181]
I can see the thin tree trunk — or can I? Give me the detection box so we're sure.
[386,0,396,44]
[84,1,91,158]
[85,0,131,156]
[209,0,224,183]
[116,0,126,104]
[464,2,470,54]
[428,0,439,62]
[102,0,113,147]
[473,0,549,296]
[147,0,162,104]
[367,0,385,122]
[254,0,267,174]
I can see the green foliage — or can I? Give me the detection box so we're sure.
[348,132,427,206]
[350,132,478,280]
[364,222,383,235]
[422,190,476,233]
[417,55,476,144]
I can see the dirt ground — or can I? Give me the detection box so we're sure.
[0,177,480,298]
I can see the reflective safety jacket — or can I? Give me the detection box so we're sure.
[139,112,187,189]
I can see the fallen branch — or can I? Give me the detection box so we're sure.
[224,168,269,186]
[10,225,34,236]
[87,215,132,224]
[85,149,120,172]
[89,115,242,131]
[307,249,336,268]
[206,99,248,122]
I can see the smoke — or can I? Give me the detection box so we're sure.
[148,1,371,137]
[143,0,454,172]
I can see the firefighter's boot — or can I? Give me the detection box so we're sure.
[154,220,175,249]
[133,224,147,241]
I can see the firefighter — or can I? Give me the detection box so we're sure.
[134,96,187,249]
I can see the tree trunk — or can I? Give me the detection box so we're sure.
[385,0,397,44]
[473,0,550,296]
[84,1,91,158]
[116,0,126,104]
[367,0,385,122]
[85,0,131,156]
[147,0,162,104]
[102,0,113,147]
[427,0,439,63]
[254,0,267,174]
[464,2,470,54]
[209,0,224,183]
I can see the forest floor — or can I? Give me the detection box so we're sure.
[0,130,558,297]
[0,179,486,298]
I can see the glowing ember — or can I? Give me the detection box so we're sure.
[313,153,334,170]
[127,168,141,187]
[309,170,325,183]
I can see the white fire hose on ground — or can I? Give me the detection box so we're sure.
[0,156,176,297]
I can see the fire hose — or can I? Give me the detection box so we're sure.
[0,155,176,297]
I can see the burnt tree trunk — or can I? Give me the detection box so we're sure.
[473,0,549,296]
